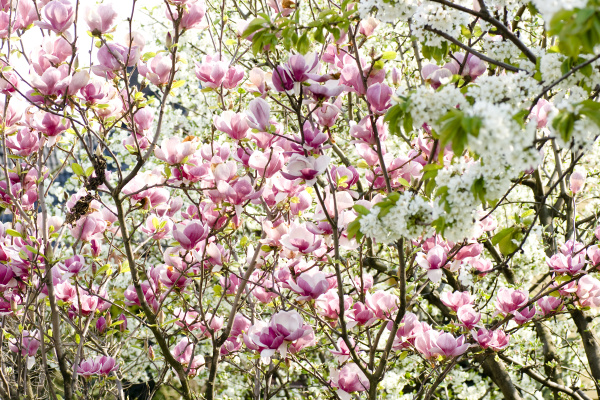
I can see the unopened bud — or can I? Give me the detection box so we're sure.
[148,345,155,360]
[570,170,586,194]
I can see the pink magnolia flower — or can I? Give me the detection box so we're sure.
[455,242,483,260]
[570,171,586,194]
[440,291,473,312]
[366,290,398,320]
[421,64,453,89]
[316,289,353,320]
[314,99,342,127]
[288,270,330,301]
[330,363,370,400]
[530,99,554,129]
[243,320,285,362]
[76,358,100,377]
[366,83,392,114]
[416,245,448,283]
[30,111,71,137]
[245,97,271,132]
[36,0,75,33]
[281,154,330,186]
[166,0,206,30]
[84,2,118,34]
[457,305,481,329]
[172,338,205,375]
[138,53,173,86]
[348,301,377,327]
[6,129,40,157]
[353,273,373,292]
[495,287,528,316]
[155,136,197,165]
[431,332,470,358]
[96,316,107,334]
[172,221,208,250]
[330,337,356,363]
[223,65,245,89]
[8,330,40,357]
[546,252,586,275]
[470,258,493,276]
[195,55,227,88]
[359,16,379,36]
[174,308,203,331]
[349,116,387,146]
[576,275,600,308]
[537,296,563,316]
[474,328,510,351]
[94,43,140,76]
[57,255,87,276]
[96,356,119,376]
[280,223,322,254]
[249,147,285,178]
[451,53,487,80]
[231,313,251,337]
[588,245,600,267]
[512,306,536,325]
[214,111,249,140]
[140,216,173,240]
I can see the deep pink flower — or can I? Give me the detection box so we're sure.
[316,289,353,320]
[195,55,227,88]
[457,305,481,329]
[416,245,448,283]
[537,296,563,316]
[288,270,330,301]
[331,363,370,398]
[495,287,528,316]
[474,328,510,351]
[6,129,40,157]
[76,358,100,377]
[366,83,392,114]
[8,330,40,357]
[58,255,87,276]
[279,223,322,254]
[512,306,536,325]
[173,222,208,250]
[281,154,330,185]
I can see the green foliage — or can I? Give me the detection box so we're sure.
[384,96,412,136]
[549,2,600,57]
[436,109,481,156]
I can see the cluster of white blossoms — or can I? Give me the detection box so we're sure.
[360,192,434,243]
[407,85,468,130]
[466,101,541,173]
[433,159,511,242]
[412,1,470,47]
[466,71,539,108]
[358,0,419,22]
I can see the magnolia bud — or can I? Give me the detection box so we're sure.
[118,313,127,332]
[570,171,586,194]
[148,345,155,360]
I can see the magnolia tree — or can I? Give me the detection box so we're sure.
[1,0,600,399]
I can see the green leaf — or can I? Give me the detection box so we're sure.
[71,163,85,177]
[353,205,371,216]
[296,33,310,54]
[491,227,516,246]
[171,80,186,89]
[6,229,22,238]
[382,51,397,60]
